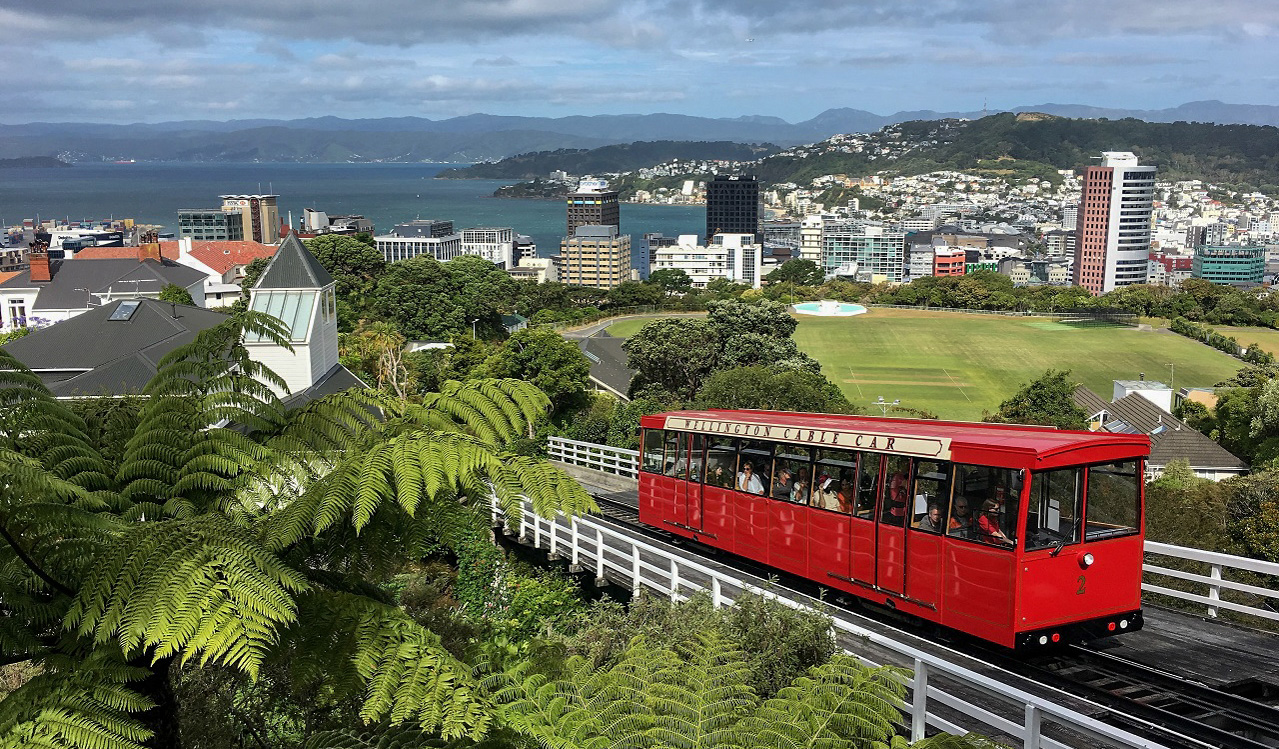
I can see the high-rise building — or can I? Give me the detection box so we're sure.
[1061,206,1078,231]
[1192,245,1265,285]
[177,208,245,241]
[566,179,620,238]
[220,194,280,244]
[822,222,906,283]
[705,175,761,242]
[1072,152,1156,294]
[556,225,633,290]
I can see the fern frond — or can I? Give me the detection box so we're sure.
[740,655,907,749]
[0,651,153,749]
[65,515,307,678]
[285,591,492,739]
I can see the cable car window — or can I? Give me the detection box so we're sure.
[911,460,952,534]
[688,433,706,483]
[663,431,687,479]
[855,452,881,519]
[736,440,771,495]
[772,446,813,504]
[953,465,1021,548]
[704,437,738,488]
[813,448,857,513]
[1085,461,1141,541]
[641,429,665,473]
[881,456,912,527]
[1025,467,1082,551]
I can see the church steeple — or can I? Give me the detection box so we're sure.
[244,234,339,397]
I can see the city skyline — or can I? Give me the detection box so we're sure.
[2,0,1277,124]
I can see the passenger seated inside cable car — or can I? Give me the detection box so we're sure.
[950,465,1022,547]
[737,461,765,494]
[916,503,944,533]
[948,496,973,538]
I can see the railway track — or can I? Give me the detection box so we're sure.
[584,491,1279,749]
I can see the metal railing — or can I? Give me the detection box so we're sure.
[1143,541,1279,621]
[548,437,639,478]
[495,496,1169,749]
[547,436,1279,624]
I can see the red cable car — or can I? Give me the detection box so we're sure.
[637,410,1150,649]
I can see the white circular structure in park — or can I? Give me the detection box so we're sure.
[792,300,867,317]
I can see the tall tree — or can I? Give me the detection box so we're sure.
[483,328,591,413]
[0,313,593,748]
[764,259,824,287]
[304,234,387,300]
[648,268,694,296]
[157,283,195,306]
[370,256,515,341]
[985,369,1089,430]
[623,318,720,399]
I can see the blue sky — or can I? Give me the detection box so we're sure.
[2,0,1276,123]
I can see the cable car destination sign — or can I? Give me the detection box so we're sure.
[662,416,952,460]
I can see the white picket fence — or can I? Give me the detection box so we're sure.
[547,436,1279,623]
[495,494,1170,748]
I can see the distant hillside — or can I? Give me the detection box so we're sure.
[7,100,1279,163]
[0,156,69,168]
[754,114,1279,192]
[438,141,780,180]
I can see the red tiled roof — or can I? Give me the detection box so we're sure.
[73,242,181,261]
[0,271,21,285]
[185,240,275,275]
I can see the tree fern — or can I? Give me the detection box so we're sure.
[0,652,153,749]
[741,656,906,749]
[65,515,308,678]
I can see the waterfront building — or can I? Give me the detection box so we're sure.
[650,233,763,290]
[178,208,245,242]
[566,179,620,238]
[460,227,515,268]
[508,257,558,284]
[822,222,906,283]
[706,175,761,242]
[219,194,280,244]
[1072,152,1156,294]
[374,220,462,263]
[1192,245,1265,285]
[301,209,374,236]
[556,225,633,290]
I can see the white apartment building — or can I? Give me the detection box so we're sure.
[651,233,763,289]
[460,227,515,269]
[508,257,558,284]
[799,214,827,263]
[822,222,906,283]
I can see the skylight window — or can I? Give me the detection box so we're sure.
[107,300,142,321]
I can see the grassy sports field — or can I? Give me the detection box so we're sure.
[606,308,1245,420]
[1215,326,1279,357]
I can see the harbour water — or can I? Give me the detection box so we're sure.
[0,162,705,257]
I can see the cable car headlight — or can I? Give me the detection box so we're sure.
[1080,552,1095,569]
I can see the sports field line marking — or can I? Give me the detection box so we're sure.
[941,368,973,402]
[848,369,865,398]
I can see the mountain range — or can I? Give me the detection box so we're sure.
[4,101,1279,163]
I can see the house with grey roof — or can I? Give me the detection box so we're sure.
[0,243,205,333]
[2,235,365,406]
[1073,384,1248,481]
[0,298,228,396]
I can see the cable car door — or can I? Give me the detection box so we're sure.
[875,456,912,595]
[682,433,706,531]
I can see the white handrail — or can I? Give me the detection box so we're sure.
[496,497,1171,749]
[549,437,1279,623]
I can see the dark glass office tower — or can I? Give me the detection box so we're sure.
[706,175,761,242]
[566,186,620,238]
